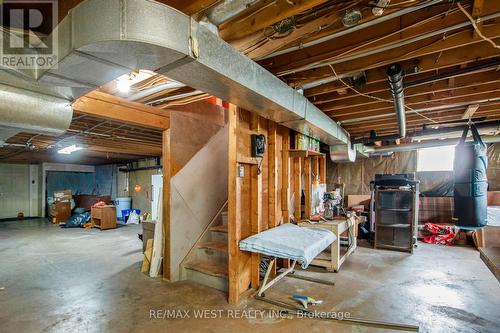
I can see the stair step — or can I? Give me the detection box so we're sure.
[184,260,228,278]
[210,224,228,233]
[221,211,228,225]
[198,241,228,252]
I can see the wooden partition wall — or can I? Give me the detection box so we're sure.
[227,105,292,304]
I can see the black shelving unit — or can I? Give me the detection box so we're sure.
[374,188,418,253]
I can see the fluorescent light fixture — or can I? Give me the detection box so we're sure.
[58,144,84,155]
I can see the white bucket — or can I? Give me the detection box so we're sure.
[115,197,132,219]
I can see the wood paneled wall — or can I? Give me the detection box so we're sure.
[228,106,291,304]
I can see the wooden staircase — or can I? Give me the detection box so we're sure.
[181,207,229,292]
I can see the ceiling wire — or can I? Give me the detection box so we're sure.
[457,1,500,49]
[328,65,439,124]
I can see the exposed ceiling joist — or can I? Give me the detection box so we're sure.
[219,0,329,41]
[72,91,171,130]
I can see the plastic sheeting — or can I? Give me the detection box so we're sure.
[328,151,416,195]
[94,165,117,198]
[46,171,94,197]
[487,144,500,191]
[328,143,499,195]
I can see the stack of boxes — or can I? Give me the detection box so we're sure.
[50,190,72,224]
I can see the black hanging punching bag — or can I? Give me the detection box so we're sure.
[453,124,488,229]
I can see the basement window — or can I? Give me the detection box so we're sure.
[416,145,455,172]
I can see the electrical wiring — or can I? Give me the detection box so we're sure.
[328,64,439,124]
[457,1,500,49]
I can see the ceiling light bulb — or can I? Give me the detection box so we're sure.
[117,78,131,94]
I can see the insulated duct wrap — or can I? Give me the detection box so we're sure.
[0,85,72,135]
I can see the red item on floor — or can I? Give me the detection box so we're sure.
[93,201,107,207]
[422,223,455,246]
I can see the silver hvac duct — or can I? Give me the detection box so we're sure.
[204,0,260,26]
[0,0,350,147]
[0,84,72,135]
[387,63,406,138]
[330,143,356,162]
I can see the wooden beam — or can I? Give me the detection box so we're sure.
[228,104,239,305]
[86,144,161,156]
[286,30,500,87]
[293,157,302,222]
[303,157,311,218]
[250,163,262,289]
[72,91,170,130]
[268,122,278,228]
[162,129,171,281]
[319,155,326,184]
[265,2,465,74]
[220,0,329,41]
[325,83,500,117]
[318,75,500,112]
[304,47,500,96]
[311,69,500,105]
[157,0,219,16]
[281,126,290,223]
[245,1,348,59]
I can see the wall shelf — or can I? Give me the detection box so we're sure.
[288,149,324,158]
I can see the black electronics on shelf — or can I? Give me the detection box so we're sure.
[370,174,420,253]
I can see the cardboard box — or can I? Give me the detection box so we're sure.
[54,190,72,202]
[347,195,371,210]
[51,202,71,224]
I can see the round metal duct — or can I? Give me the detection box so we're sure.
[0,84,72,135]
[330,143,356,162]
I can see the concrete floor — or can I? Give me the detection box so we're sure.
[0,219,498,333]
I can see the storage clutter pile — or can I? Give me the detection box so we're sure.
[48,191,143,230]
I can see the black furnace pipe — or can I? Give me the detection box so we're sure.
[352,63,406,145]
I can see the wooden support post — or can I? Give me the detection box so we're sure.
[268,122,278,228]
[281,127,290,223]
[294,157,302,221]
[162,129,171,281]
[228,104,239,305]
[250,163,262,289]
[304,157,312,218]
[319,155,326,184]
